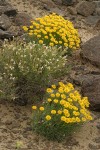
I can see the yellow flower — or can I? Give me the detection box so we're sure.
[29,30,33,33]
[24,14,80,50]
[39,40,43,44]
[45,115,51,120]
[75,117,81,122]
[86,115,93,120]
[81,117,86,122]
[71,117,76,123]
[46,88,53,93]
[32,106,37,110]
[60,100,66,105]
[58,87,64,93]
[39,107,44,111]
[28,32,33,36]
[64,43,68,47]
[57,110,62,115]
[69,93,74,99]
[67,83,74,89]
[67,98,72,102]
[58,82,64,86]
[72,106,78,111]
[30,25,33,29]
[61,94,66,99]
[64,102,72,109]
[51,110,56,114]
[80,109,86,114]
[61,116,66,122]
[44,35,48,39]
[23,26,28,31]
[59,41,62,44]
[73,111,80,116]
[37,35,41,38]
[47,98,52,102]
[56,93,60,97]
[64,87,70,93]
[63,109,70,117]
[50,94,55,98]
[53,99,58,103]
[51,84,56,89]
[50,42,54,46]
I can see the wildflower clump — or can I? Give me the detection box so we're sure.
[0,40,67,103]
[32,82,93,141]
[23,13,80,53]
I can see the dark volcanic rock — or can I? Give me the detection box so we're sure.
[0,29,15,39]
[81,35,100,68]
[67,6,77,15]
[76,1,96,17]
[41,0,56,8]
[89,143,100,149]
[4,6,17,17]
[0,0,7,6]
[95,20,100,30]
[95,8,100,16]
[0,14,11,30]
[14,13,33,26]
[0,1,17,16]
[81,75,100,111]
[53,0,62,5]
[62,0,75,6]
[85,16,100,26]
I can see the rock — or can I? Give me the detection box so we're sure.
[81,75,100,111]
[50,7,65,16]
[4,5,17,17]
[0,0,7,6]
[95,8,100,16]
[0,40,3,46]
[67,7,77,15]
[8,121,21,129]
[53,0,62,5]
[96,123,100,129]
[24,127,32,132]
[14,13,33,26]
[95,20,100,30]
[94,137,100,143]
[5,120,12,125]
[0,29,14,39]
[0,14,11,30]
[62,0,76,6]
[81,35,100,68]
[0,1,17,16]
[85,16,100,26]
[89,143,100,149]
[76,1,96,17]
[41,0,56,8]
[0,6,5,15]
[65,137,79,146]
[14,97,28,106]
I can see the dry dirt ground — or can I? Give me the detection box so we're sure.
[0,100,100,150]
[0,0,100,150]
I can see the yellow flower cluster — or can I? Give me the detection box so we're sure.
[32,106,44,111]
[23,13,80,50]
[46,82,93,123]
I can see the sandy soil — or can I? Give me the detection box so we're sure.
[0,100,100,150]
[0,0,100,150]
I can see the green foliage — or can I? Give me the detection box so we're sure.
[32,82,93,141]
[23,13,81,54]
[0,40,68,104]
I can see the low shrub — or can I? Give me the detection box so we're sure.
[0,41,68,104]
[32,82,93,141]
[23,13,80,55]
